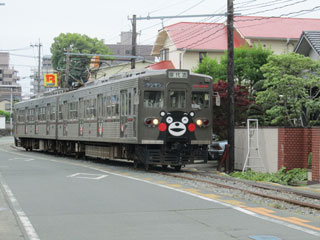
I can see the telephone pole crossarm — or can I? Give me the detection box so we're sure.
[64,52,144,60]
[130,13,239,21]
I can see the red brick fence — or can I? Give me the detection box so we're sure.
[235,127,320,183]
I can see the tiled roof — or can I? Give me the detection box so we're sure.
[164,22,245,51]
[304,31,320,55]
[146,60,175,70]
[152,16,320,54]
[234,16,320,40]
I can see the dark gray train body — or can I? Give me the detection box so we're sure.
[14,69,213,169]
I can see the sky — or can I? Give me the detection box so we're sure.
[0,0,319,97]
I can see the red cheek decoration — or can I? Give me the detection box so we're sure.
[158,123,167,132]
[188,123,196,132]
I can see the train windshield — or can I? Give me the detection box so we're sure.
[191,92,209,110]
[170,90,185,109]
[144,91,164,108]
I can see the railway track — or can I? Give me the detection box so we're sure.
[151,169,320,211]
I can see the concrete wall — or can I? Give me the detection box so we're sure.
[250,39,298,54]
[235,127,278,173]
[236,126,320,183]
[182,51,224,70]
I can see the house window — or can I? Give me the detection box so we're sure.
[5,103,10,111]
[160,49,169,61]
[199,52,207,63]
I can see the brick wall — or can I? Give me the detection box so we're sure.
[278,127,320,183]
[311,128,320,182]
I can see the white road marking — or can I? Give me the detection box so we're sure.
[1,145,319,237]
[0,173,40,240]
[67,173,108,180]
[7,157,34,162]
[24,159,35,162]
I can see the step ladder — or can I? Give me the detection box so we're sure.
[242,119,265,172]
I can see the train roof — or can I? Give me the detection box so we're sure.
[15,69,212,108]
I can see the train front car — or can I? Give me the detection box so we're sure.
[138,69,213,170]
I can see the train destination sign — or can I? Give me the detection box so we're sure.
[44,74,58,87]
[168,71,188,79]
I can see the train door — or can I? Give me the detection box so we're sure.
[79,98,84,137]
[46,104,50,135]
[97,94,103,137]
[35,105,38,135]
[63,101,68,136]
[120,90,127,138]
[24,107,28,134]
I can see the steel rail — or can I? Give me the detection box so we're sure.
[151,170,320,211]
[188,171,320,200]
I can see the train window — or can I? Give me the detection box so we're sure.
[169,90,185,109]
[39,107,46,121]
[121,90,132,116]
[18,109,25,122]
[104,96,111,117]
[97,94,103,117]
[58,105,63,120]
[50,105,56,121]
[128,92,132,115]
[111,95,119,117]
[27,108,35,122]
[133,88,138,115]
[144,91,163,108]
[85,98,96,119]
[191,92,209,110]
[68,102,78,120]
[79,98,84,119]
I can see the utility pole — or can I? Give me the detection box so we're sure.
[227,0,235,173]
[64,48,71,89]
[31,40,42,95]
[131,14,137,69]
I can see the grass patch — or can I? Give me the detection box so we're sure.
[230,167,307,186]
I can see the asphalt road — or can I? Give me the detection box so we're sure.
[0,136,319,240]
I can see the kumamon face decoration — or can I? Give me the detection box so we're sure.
[158,111,196,140]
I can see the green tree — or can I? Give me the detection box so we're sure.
[220,44,273,87]
[256,53,320,127]
[194,45,272,93]
[193,56,226,82]
[0,110,10,121]
[50,33,112,86]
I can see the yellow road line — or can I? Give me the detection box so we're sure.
[244,207,320,231]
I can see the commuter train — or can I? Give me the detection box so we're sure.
[13,69,213,170]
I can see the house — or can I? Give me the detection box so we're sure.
[234,16,320,55]
[152,22,246,70]
[152,16,320,70]
[294,31,320,60]
[0,99,10,112]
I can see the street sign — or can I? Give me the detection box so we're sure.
[44,74,57,87]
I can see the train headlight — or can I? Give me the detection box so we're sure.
[152,118,159,126]
[195,118,209,127]
[196,119,203,126]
